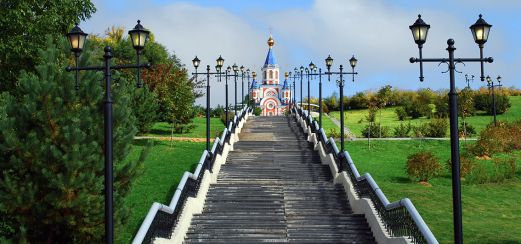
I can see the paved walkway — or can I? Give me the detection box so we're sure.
[324,113,356,139]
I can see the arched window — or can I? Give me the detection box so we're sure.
[266,90,276,97]
[264,71,267,80]
[269,70,273,79]
[275,71,278,79]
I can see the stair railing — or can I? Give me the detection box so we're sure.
[132,106,251,244]
[292,107,437,244]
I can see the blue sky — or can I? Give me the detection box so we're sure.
[84,0,521,107]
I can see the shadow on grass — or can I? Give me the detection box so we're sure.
[391,176,411,184]
[132,139,154,147]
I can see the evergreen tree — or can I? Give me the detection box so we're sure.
[0,37,146,242]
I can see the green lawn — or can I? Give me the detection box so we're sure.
[116,140,205,243]
[145,117,225,138]
[329,107,430,137]
[328,96,521,137]
[342,140,521,244]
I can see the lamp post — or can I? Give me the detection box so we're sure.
[307,65,328,128]
[246,68,251,106]
[305,67,310,114]
[240,65,245,108]
[325,55,358,153]
[191,55,225,151]
[251,71,257,110]
[299,66,304,108]
[486,75,502,126]
[289,68,300,109]
[409,14,493,244]
[65,21,151,244]
[232,64,239,116]
[465,74,475,89]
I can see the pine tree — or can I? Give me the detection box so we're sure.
[0,37,146,242]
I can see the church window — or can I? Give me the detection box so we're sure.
[269,70,273,79]
[264,71,267,80]
[266,90,276,97]
[275,71,278,78]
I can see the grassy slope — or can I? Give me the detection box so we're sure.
[329,96,521,137]
[116,140,205,243]
[145,117,225,138]
[343,140,521,243]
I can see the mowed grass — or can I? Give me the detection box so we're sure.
[329,96,521,137]
[145,117,225,138]
[116,140,205,243]
[329,107,430,137]
[342,140,521,243]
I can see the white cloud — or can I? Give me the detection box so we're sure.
[84,0,520,106]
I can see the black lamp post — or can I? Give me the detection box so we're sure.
[486,75,502,126]
[308,65,328,128]
[65,20,151,244]
[299,66,304,108]
[465,74,475,89]
[232,63,239,116]
[325,55,358,153]
[251,71,257,110]
[305,67,310,114]
[245,68,251,106]
[240,65,245,108]
[192,55,225,151]
[409,14,493,244]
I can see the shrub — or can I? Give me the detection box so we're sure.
[470,120,521,156]
[466,157,517,184]
[446,154,476,178]
[412,123,429,138]
[433,94,449,118]
[406,151,443,182]
[474,93,511,114]
[492,158,517,182]
[394,122,412,137]
[459,121,476,137]
[328,128,341,138]
[253,107,262,116]
[466,163,489,184]
[219,112,235,126]
[395,107,407,121]
[425,118,448,137]
[362,123,390,138]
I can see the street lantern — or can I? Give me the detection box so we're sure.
[128,20,150,51]
[216,55,224,69]
[349,55,358,68]
[309,61,316,71]
[300,66,304,72]
[233,63,239,72]
[497,75,502,84]
[66,23,88,55]
[409,15,430,46]
[227,66,231,72]
[470,14,492,45]
[325,55,333,69]
[240,65,245,72]
[192,56,200,69]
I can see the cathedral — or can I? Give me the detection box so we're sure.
[251,35,291,116]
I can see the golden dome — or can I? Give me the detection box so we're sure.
[267,34,275,48]
[285,72,289,79]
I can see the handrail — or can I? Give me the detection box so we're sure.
[293,106,437,244]
[132,106,252,244]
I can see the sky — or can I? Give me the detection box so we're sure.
[82,0,521,107]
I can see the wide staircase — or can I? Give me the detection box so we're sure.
[183,116,376,243]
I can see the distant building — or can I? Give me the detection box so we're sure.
[251,34,291,116]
